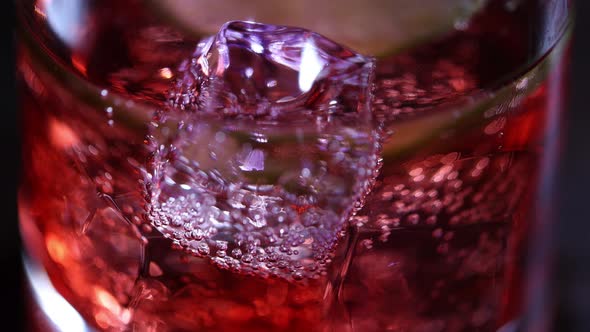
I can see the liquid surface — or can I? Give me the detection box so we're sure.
[17,0,570,331]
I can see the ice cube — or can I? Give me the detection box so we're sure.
[173,21,375,119]
[146,22,380,281]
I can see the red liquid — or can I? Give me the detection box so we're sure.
[17,0,570,331]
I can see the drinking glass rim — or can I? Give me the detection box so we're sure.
[15,1,573,163]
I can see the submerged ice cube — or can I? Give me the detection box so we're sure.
[147,21,380,281]
[173,21,375,118]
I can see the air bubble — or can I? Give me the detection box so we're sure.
[292,271,304,281]
[195,242,210,255]
[241,254,254,263]
[231,248,243,258]
[432,228,443,238]
[406,214,420,225]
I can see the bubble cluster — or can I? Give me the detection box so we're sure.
[145,117,380,280]
[372,40,478,125]
[357,151,532,238]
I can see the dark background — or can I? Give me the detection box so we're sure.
[1,1,589,330]
[552,1,590,331]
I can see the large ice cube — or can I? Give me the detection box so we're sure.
[147,22,380,281]
[172,21,375,119]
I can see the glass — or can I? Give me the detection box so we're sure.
[16,0,571,331]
